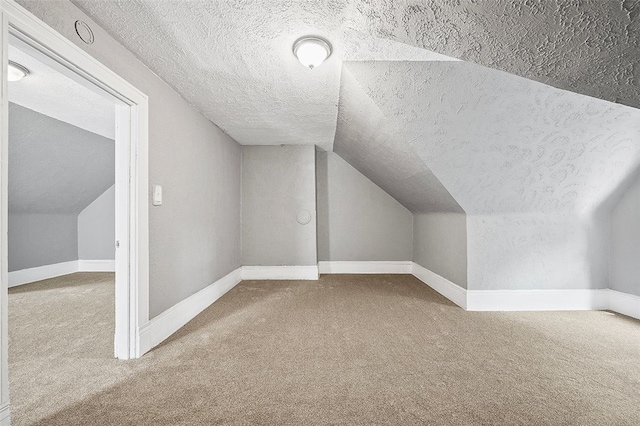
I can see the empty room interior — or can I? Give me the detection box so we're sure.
[1,1,640,425]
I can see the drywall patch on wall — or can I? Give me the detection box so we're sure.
[242,145,317,266]
[413,213,467,289]
[316,151,412,262]
[78,185,115,261]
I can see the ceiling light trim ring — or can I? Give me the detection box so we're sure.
[293,36,332,69]
[8,61,29,81]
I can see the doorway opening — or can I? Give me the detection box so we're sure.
[0,2,149,423]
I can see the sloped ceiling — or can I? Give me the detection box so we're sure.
[9,103,115,214]
[334,66,463,214]
[338,61,640,216]
[9,45,115,139]
[67,0,449,150]
[71,0,639,152]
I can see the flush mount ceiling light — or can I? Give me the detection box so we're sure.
[8,61,29,81]
[293,36,332,69]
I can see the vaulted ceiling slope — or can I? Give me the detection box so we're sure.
[334,66,463,214]
[72,0,458,150]
[9,44,115,139]
[9,103,115,214]
[73,0,639,152]
[337,61,640,216]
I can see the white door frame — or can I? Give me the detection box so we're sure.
[0,0,149,423]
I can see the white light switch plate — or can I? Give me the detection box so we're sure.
[152,185,162,206]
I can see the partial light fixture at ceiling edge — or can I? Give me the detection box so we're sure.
[293,36,332,69]
[8,61,29,81]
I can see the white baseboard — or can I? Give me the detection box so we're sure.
[138,267,242,355]
[410,262,634,316]
[609,290,640,321]
[78,259,116,272]
[0,402,10,426]
[318,261,412,274]
[241,265,318,280]
[466,288,610,311]
[411,262,467,309]
[8,259,116,287]
[8,260,79,287]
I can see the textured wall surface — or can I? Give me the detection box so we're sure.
[334,67,463,214]
[343,61,640,216]
[9,103,114,214]
[610,173,640,297]
[8,213,78,271]
[413,213,467,288]
[18,0,243,319]
[316,152,412,262]
[242,146,317,266]
[467,213,608,291]
[78,185,115,261]
[338,60,640,290]
[21,1,640,295]
[70,0,640,154]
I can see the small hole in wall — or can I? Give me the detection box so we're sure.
[75,20,95,45]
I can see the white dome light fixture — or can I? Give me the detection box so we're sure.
[293,36,332,69]
[8,61,29,81]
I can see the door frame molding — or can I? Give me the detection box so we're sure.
[0,0,149,422]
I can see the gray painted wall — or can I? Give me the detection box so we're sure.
[242,146,316,266]
[317,151,412,262]
[8,214,78,272]
[9,103,114,214]
[78,185,115,260]
[413,213,467,288]
[610,175,640,297]
[9,102,114,273]
[18,0,243,318]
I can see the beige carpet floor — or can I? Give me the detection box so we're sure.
[8,273,640,425]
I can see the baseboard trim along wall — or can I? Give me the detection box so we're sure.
[77,259,116,272]
[318,261,412,274]
[138,267,242,355]
[609,290,640,321]
[8,259,116,287]
[411,262,639,320]
[466,289,610,312]
[0,402,10,426]
[241,265,319,280]
[411,262,467,309]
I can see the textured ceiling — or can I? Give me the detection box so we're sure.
[71,0,639,151]
[339,61,640,216]
[71,0,455,150]
[9,103,115,214]
[8,45,115,139]
[334,66,463,214]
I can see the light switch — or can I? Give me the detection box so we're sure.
[152,185,162,206]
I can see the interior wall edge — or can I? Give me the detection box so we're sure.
[411,262,640,319]
[139,266,242,356]
[8,259,115,287]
